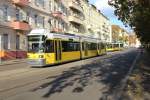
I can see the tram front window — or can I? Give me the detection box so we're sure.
[28,35,45,53]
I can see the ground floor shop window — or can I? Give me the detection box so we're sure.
[3,34,8,50]
[16,35,20,50]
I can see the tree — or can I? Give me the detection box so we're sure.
[108,0,150,49]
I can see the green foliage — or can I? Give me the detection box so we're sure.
[109,0,150,45]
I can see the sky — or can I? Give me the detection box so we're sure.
[89,0,132,32]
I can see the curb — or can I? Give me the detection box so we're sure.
[0,59,27,66]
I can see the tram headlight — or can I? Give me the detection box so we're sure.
[39,55,44,58]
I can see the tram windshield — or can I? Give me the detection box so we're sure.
[28,35,46,53]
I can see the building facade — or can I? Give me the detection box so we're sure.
[0,0,111,61]
[68,0,85,34]
[81,0,112,42]
[129,33,141,48]
[111,25,129,47]
[122,29,129,47]
[0,0,30,60]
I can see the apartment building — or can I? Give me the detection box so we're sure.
[100,13,112,43]
[28,0,68,32]
[129,33,141,48]
[111,25,130,47]
[122,29,129,47]
[81,0,112,42]
[0,0,111,61]
[0,0,68,61]
[0,0,30,60]
[67,0,85,34]
[112,25,123,43]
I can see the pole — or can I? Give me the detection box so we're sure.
[0,34,2,64]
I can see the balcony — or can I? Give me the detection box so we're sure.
[11,21,30,31]
[51,28,63,33]
[51,11,63,19]
[54,0,62,2]
[0,20,12,28]
[68,16,83,25]
[12,0,29,6]
[69,1,83,12]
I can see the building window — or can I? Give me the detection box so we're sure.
[58,21,61,29]
[35,0,38,6]
[54,1,57,11]
[41,0,45,8]
[35,0,45,8]
[16,8,27,22]
[16,35,20,50]
[3,5,8,21]
[26,12,30,23]
[48,18,52,29]
[54,20,56,28]
[0,8,3,21]
[3,34,8,50]
[61,5,67,16]
[16,8,20,21]
[58,3,62,12]
[49,1,52,11]
[37,16,44,28]
[34,14,38,27]
[62,22,65,31]
[42,17,45,28]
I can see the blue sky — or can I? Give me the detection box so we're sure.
[89,0,132,32]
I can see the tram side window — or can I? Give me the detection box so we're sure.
[88,43,96,50]
[120,44,123,47]
[85,42,90,50]
[62,41,68,52]
[114,44,119,48]
[107,44,112,48]
[91,43,97,50]
[45,40,54,53]
[74,42,80,51]
[101,43,105,49]
[62,41,80,52]
[82,42,85,50]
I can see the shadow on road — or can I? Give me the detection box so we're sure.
[141,52,150,94]
[30,51,137,99]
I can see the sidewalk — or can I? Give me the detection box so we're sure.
[123,49,150,100]
[0,59,27,66]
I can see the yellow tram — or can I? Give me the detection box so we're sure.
[27,29,106,67]
[106,42,124,52]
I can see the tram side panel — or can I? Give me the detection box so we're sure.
[87,42,98,57]
[81,42,99,59]
[61,40,81,62]
[99,43,106,55]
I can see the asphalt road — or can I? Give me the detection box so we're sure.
[0,61,29,72]
[0,48,139,100]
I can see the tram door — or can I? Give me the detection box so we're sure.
[85,42,88,56]
[54,39,62,62]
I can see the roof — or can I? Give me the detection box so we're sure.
[28,29,101,43]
